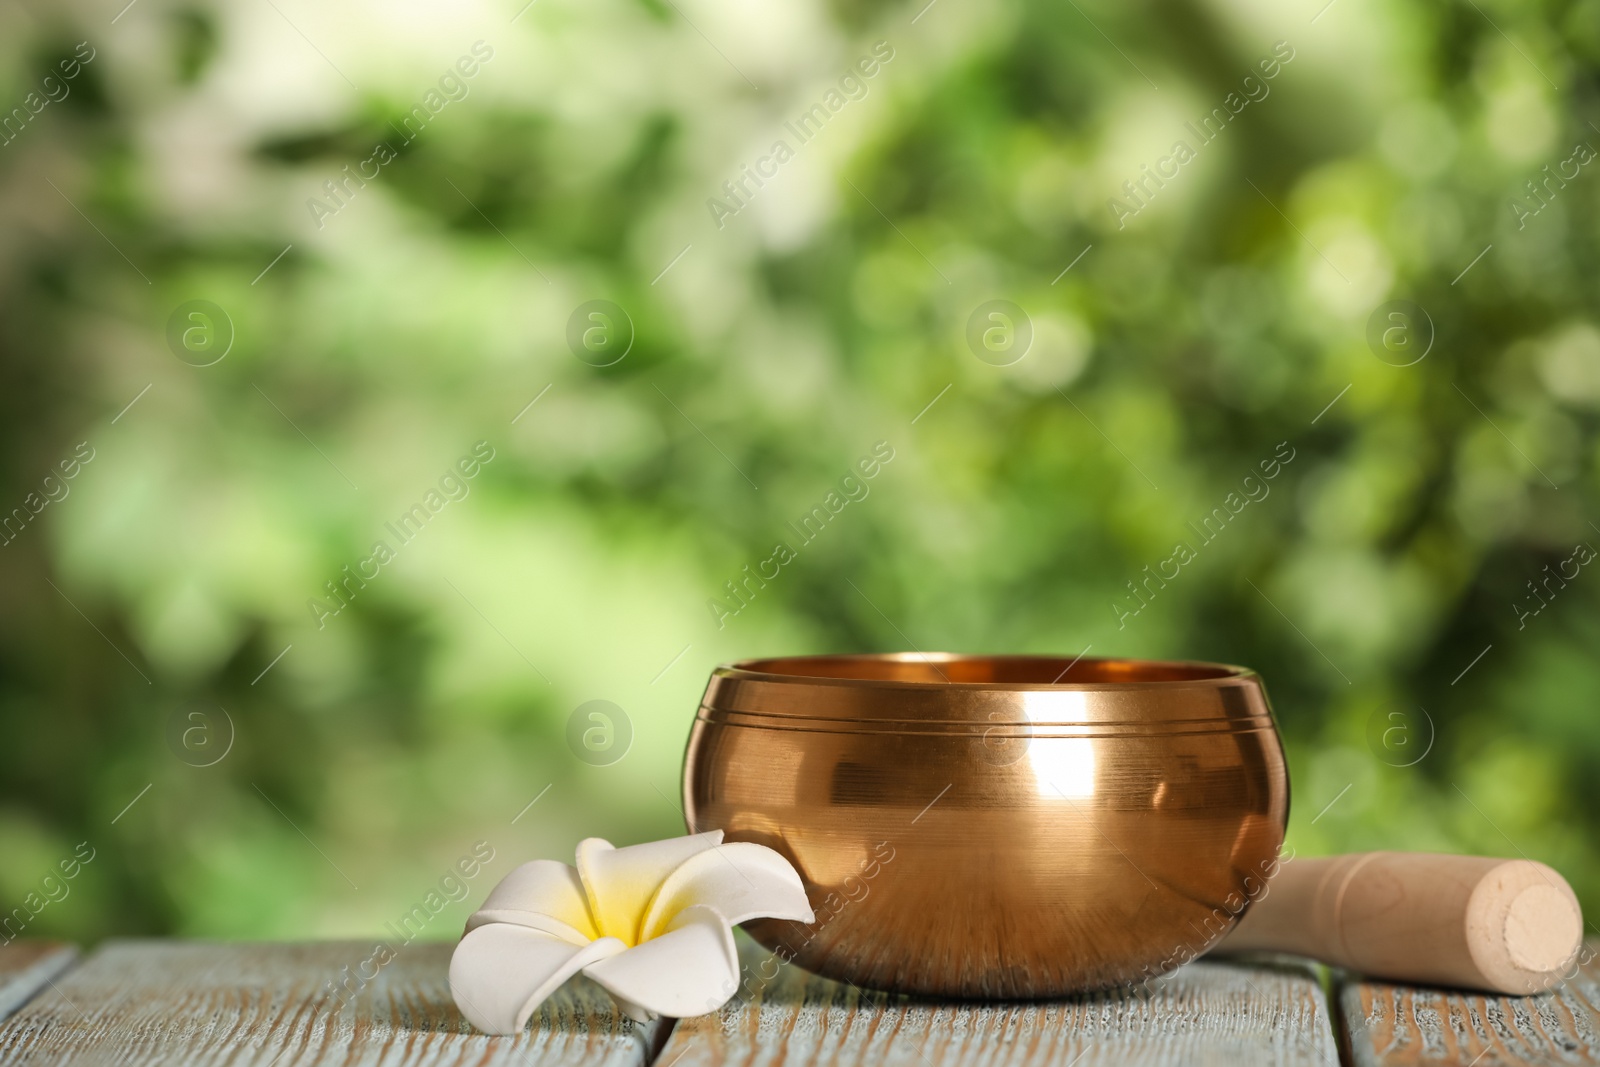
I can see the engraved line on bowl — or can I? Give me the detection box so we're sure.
[698,708,1281,729]
[690,718,1283,739]
[715,660,1256,689]
[697,708,1280,729]
[699,710,1281,727]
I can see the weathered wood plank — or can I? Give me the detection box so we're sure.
[1337,939,1600,1067]
[660,936,1339,1067]
[0,942,77,1021]
[0,940,666,1066]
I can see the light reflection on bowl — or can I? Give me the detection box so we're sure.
[682,653,1289,998]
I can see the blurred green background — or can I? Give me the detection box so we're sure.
[2,0,1597,945]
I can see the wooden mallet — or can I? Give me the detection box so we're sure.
[1218,851,1585,994]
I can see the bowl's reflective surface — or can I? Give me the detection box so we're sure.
[682,654,1289,997]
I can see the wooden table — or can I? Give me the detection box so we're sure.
[0,938,1594,1065]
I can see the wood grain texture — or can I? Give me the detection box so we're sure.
[660,936,1340,1067]
[0,942,77,1020]
[1338,939,1600,1066]
[0,940,665,1066]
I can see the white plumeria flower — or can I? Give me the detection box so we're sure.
[449,830,814,1033]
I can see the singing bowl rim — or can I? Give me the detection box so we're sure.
[717,652,1256,689]
[701,654,1274,727]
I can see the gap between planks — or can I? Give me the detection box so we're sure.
[0,942,78,1022]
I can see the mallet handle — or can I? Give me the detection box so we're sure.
[1220,851,1583,994]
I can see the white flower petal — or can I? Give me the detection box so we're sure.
[639,842,814,942]
[449,923,627,1035]
[465,859,597,943]
[581,904,739,1019]
[575,831,723,942]
[610,995,656,1024]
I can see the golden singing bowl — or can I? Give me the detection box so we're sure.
[681,653,1289,998]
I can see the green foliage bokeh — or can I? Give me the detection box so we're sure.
[1,0,1597,943]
